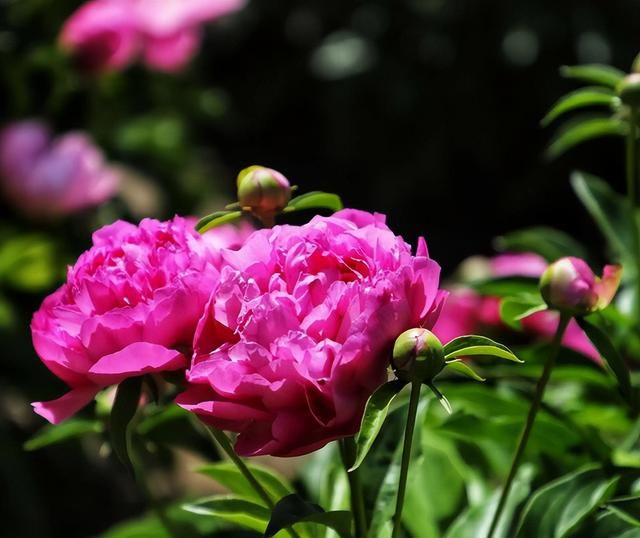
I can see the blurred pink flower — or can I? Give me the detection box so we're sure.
[177,209,447,457]
[432,253,601,362]
[60,0,246,73]
[0,121,119,218]
[31,217,248,424]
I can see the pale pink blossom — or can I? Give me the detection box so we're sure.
[178,209,446,457]
[0,121,118,218]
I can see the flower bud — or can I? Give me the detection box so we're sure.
[237,165,292,221]
[539,257,621,316]
[617,74,640,107]
[392,328,445,384]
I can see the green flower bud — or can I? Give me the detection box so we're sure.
[617,74,640,107]
[392,328,445,384]
[237,165,292,222]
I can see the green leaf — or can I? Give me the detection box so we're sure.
[110,377,142,468]
[24,419,103,451]
[500,295,547,330]
[445,359,486,381]
[196,210,243,233]
[560,64,626,88]
[542,87,616,126]
[443,335,522,362]
[471,277,540,297]
[546,116,626,158]
[264,494,352,538]
[284,191,344,213]
[571,171,635,266]
[350,380,407,471]
[0,233,63,291]
[577,317,635,408]
[428,383,453,414]
[197,462,293,505]
[495,227,589,262]
[183,496,270,533]
[516,466,620,538]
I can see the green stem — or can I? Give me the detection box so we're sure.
[626,106,640,319]
[486,314,570,538]
[206,427,302,538]
[391,381,422,538]
[340,438,368,538]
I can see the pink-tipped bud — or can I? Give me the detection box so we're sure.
[237,165,291,222]
[392,328,445,384]
[539,257,621,316]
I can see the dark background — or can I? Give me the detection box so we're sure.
[1,0,639,536]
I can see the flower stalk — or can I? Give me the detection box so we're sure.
[341,437,368,538]
[391,381,422,538]
[486,314,570,538]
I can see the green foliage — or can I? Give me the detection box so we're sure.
[443,335,521,362]
[499,294,547,330]
[560,64,626,88]
[495,227,588,262]
[24,419,103,451]
[110,377,142,468]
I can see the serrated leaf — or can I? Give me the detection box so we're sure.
[547,116,625,158]
[577,317,635,408]
[350,379,407,471]
[196,210,243,233]
[542,87,616,126]
[445,359,486,382]
[183,496,270,533]
[264,495,352,538]
[571,171,635,267]
[24,419,103,451]
[495,227,589,262]
[283,191,343,213]
[443,335,522,363]
[516,466,619,538]
[500,295,547,330]
[197,462,293,505]
[560,64,625,88]
[110,377,142,468]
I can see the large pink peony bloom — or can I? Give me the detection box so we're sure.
[31,217,248,424]
[0,121,119,218]
[177,209,446,457]
[432,253,600,362]
[60,0,245,73]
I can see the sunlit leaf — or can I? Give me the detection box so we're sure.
[542,87,616,126]
[350,380,407,471]
[183,496,270,533]
[547,116,626,159]
[198,462,293,505]
[445,360,486,382]
[24,419,103,451]
[471,277,540,297]
[500,295,547,330]
[264,494,352,538]
[516,466,619,537]
[443,335,522,362]
[284,191,344,213]
[560,64,626,88]
[196,211,243,233]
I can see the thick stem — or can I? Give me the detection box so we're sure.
[206,427,302,538]
[486,314,570,538]
[341,438,368,538]
[391,381,422,538]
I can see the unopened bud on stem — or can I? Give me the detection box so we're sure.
[392,328,445,384]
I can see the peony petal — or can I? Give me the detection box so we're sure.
[596,264,622,310]
[87,342,186,384]
[32,385,101,424]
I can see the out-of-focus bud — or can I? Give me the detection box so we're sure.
[392,328,445,384]
[237,165,292,222]
[617,74,640,107]
[0,120,119,218]
[539,256,621,316]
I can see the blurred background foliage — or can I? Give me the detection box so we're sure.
[2,0,640,536]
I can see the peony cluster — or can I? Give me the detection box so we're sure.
[432,252,600,362]
[0,121,119,218]
[60,0,245,73]
[32,210,446,457]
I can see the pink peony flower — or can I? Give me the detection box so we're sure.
[0,121,119,218]
[31,217,248,424]
[177,209,446,457]
[432,253,601,362]
[60,0,245,73]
